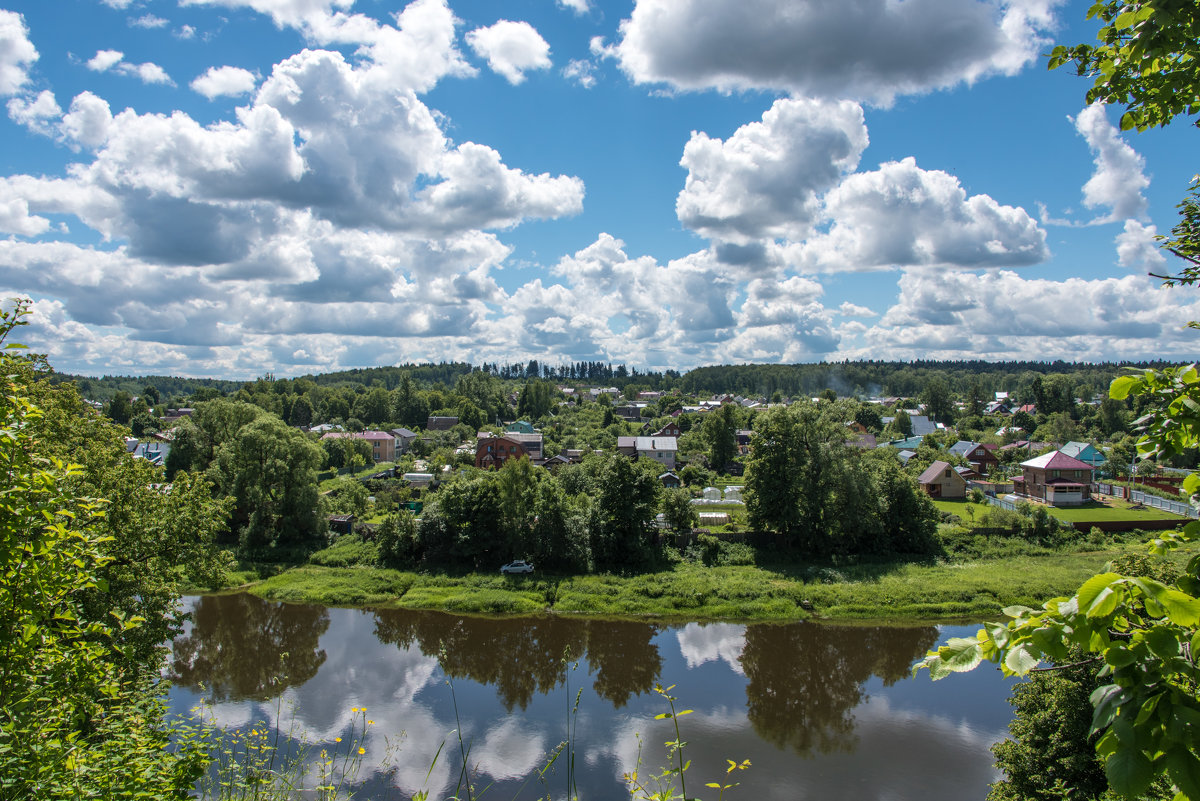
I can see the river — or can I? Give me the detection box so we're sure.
[167,593,1017,800]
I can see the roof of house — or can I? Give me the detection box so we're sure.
[1060,441,1107,464]
[636,436,677,452]
[909,415,938,436]
[848,432,877,449]
[918,460,962,485]
[1021,450,1095,471]
[391,427,417,438]
[949,440,976,457]
[321,430,393,441]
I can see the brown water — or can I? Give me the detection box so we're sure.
[168,593,1017,800]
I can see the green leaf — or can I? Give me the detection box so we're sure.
[1145,626,1183,661]
[922,637,983,680]
[1104,645,1137,669]
[1110,375,1141,400]
[1003,643,1039,675]
[1001,605,1035,619]
[1166,747,1200,801]
[1106,743,1156,798]
[1078,573,1122,617]
[1091,684,1130,735]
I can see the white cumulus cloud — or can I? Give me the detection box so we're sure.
[7,89,60,135]
[130,14,169,29]
[1116,219,1166,270]
[0,9,37,96]
[795,157,1048,272]
[558,0,591,14]
[609,0,1061,104]
[861,268,1200,361]
[1073,102,1150,223]
[191,65,258,98]
[466,20,552,85]
[562,59,596,88]
[677,97,867,243]
[87,49,126,72]
[178,0,355,29]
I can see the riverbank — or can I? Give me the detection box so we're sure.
[203,540,1161,622]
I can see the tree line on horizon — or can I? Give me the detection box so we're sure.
[49,357,1170,409]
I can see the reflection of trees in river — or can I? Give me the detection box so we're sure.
[584,619,662,709]
[171,594,330,701]
[372,610,662,711]
[740,623,939,756]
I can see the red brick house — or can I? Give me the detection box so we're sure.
[475,435,527,469]
[1014,450,1093,505]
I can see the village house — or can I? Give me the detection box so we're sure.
[918,460,968,499]
[321,430,397,462]
[475,435,528,469]
[1014,450,1094,506]
[948,441,1000,473]
[390,427,418,454]
[1059,441,1107,469]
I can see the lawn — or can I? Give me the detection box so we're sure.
[931,496,1183,524]
[1046,499,1182,523]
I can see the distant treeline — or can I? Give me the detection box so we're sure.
[678,360,1174,399]
[53,358,1172,404]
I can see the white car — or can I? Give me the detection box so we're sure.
[500,560,534,574]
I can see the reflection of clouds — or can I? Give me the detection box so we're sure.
[591,681,1008,801]
[675,623,746,675]
[473,717,550,781]
[170,600,1014,801]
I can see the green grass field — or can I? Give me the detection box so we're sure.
[932,497,1183,523]
[234,537,1185,622]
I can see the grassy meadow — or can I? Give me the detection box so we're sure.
[218,533,1179,623]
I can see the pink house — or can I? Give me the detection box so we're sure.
[321,430,397,462]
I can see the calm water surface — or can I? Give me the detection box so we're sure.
[168,594,1017,801]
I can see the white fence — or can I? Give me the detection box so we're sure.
[1094,483,1197,519]
[1129,490,1197,519]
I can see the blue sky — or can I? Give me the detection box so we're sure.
[0,0,1195,378]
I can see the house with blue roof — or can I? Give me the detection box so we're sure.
[1060,441,1106,468]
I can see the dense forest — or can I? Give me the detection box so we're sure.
[54,358,1167,405]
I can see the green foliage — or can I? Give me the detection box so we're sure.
[745,404,939,558]
[212,415,326,557]
[517,378,556,420]
[987,656,1109,801]
[1047,0,1200,134]
[0,302,209,798]
[320,434,373,471]
[702,403,739,475]
[587,452,663,570]
[662,488,699,536]
[375,510,421,569]
[918,520,1200,800]
[105,388,132,423]
[327,476,370,517]
[309,533,379,567]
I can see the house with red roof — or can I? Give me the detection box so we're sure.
[1014,450,1094,506]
